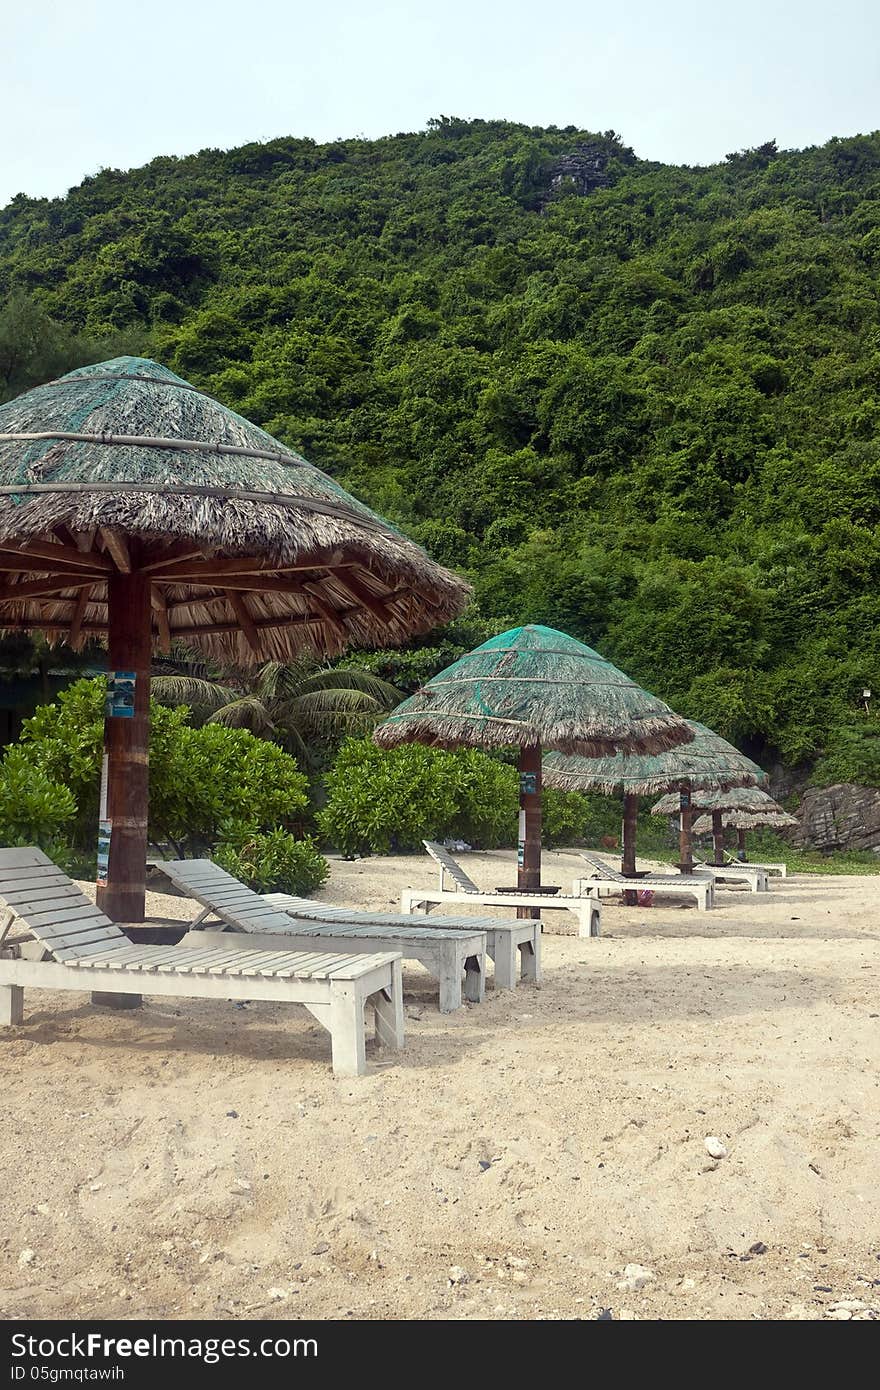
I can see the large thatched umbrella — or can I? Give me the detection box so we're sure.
[544,719,767,875]
[374,624,692,906]
[0,357,470,947]
[677,787,796,863]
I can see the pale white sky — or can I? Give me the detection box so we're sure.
[3,0,879,207]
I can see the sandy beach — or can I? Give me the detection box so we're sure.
[0,847,878,1321]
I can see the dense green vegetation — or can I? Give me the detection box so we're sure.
[6,678,328,889]
[3,117,880,774]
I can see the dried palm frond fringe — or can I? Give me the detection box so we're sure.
[543,720,767,795]
[692,809,797,833]
[375,624,693,757]
[0,358,471,662]
[652,784,786,817]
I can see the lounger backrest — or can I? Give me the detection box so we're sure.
[422,841,479,893]
[0,846,129,962]
[157,859,299,933]
[579,850,626,881]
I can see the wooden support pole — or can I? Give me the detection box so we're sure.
[151,588,171,654]
[712,809,725,866]
[93,570,151,1008]
[0,539,112,571]
[678,787,694,874]
[67,588,91,651]
[621,793,639,876]
[737,828,748,863]
[517,744,542,920]
[621,791,639,905]
[224,589,260,654]
[0,574,94,604]
[99,528,132,574]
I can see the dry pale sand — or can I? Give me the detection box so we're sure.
[0,847,878,1322]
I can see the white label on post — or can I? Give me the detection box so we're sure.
[99,754,109,820]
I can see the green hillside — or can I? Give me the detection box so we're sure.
[2,117,880,777]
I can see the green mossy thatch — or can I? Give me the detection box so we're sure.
[543,719,767,795]
[374,624,692,757]
[0,357,470,663]
[652,784,792,824]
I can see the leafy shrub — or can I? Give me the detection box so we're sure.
[0,747,76,846]
[150,723,309,852]
[810,721,880,786]
[18,677,310,854]
[318,738,518,854]
[214,829,329,895]
[541,787,602,847]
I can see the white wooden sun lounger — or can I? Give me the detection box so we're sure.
[573,851,715,912]
[713,850,787,879]
[692,855,770,892]
[402,841,602,938]
[155,859,537,1013]
[263,893,542,999]
[0,847,403,1077]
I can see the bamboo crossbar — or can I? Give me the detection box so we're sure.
[0,430,306,468]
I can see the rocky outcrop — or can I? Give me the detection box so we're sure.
[546,145,611,200]
[790,783,880,852]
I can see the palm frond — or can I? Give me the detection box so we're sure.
[289,689,387,716]
[206,695,276,735]
[151,674,235,711]
[300,667,402,706]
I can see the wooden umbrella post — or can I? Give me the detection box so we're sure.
[621,791,639,905]
[678,787,694,874]
[712,809,725,866]
[621,793,639,876]
[517,744,542,920]
[93,569,152,1009]
[737,828,748,862]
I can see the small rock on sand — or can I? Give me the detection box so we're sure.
[617,1263,654,1291]
[704,1136,728,1159]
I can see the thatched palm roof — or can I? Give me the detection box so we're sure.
[652,784,787,818]
[542,719,767,795]
[374,624,692,756]
[692,808,796,832]
[0,357,470,663]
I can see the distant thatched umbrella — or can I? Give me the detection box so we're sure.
[374,624,692,904]
[0,356,470,952]
[653,785,794,864]
[544,719,767,875]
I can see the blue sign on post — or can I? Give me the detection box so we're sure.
[519,771,537,795]
[106,671,136,719]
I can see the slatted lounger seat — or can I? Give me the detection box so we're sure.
[401,841,602,938]
[691,855,770,893]
[573,851,715,912]
[719,852,787,878]
[0,848,403,1077]
[156,859,538,1013]
[263,893,541,1001]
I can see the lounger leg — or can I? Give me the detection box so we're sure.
[520,930,542,985]
[578,905,601,938]
[438,942,463,1013]
[0,985,23,1026]
[328,981,367,1077]
[493,935,518,991]
[373,961,405,1051]
[464,952,485,1004]
[402,891,430,916]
